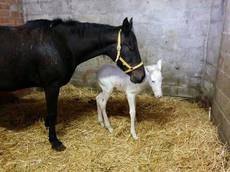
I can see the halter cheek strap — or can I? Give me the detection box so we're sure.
[115,29,144,73]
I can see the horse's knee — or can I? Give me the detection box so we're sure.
[45,114,57,127]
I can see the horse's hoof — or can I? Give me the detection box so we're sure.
[51,142,66,151]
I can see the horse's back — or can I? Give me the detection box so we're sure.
[0,21,63,90]
[24,19,62,30]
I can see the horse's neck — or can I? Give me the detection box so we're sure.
[66,23,118,64]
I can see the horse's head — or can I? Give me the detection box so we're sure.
[106,18,145,83]
[145,60,163,98]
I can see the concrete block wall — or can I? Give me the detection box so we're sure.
[201,0,225,100]
[212,0,230,147]
[0,0,23,25]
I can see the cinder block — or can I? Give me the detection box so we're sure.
[212,101,230,147]
[221,33,230,53]
[216,70,230,99]
[0,0,22,25]
[214,88,230,121]
[219,52,230,73]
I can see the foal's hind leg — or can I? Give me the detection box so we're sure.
[96,92,105,127]
[100,91,113,133]
[45,85,66,151]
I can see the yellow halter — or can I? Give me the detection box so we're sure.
[115,29,144,73]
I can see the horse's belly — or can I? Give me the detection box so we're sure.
[0,64,41,91]
[0,81,37,91]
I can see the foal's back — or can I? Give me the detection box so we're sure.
[97,64,129,79]
[97,64,144,93]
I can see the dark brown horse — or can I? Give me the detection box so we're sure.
[0,18,145,151]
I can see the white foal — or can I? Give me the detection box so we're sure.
[96,60,163,139]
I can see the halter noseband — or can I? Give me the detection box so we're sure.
[115,29,144,73]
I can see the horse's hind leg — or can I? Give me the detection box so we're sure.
[45,85,66,151]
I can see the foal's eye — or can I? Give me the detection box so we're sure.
[152,81,155,83]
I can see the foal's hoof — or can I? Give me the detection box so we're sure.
[51,141,66,151]
[98,121,105,127]
[108,127,113,133]
[132,134,139,140]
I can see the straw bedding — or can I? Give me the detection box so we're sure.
[0,84,229,171]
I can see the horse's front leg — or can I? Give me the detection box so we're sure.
[44,85,66,151]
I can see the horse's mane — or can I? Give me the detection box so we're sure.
[24,18,120,45]
[25,18,119,31]
[25,18,64,29]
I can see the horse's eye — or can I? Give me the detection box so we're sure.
[128,45,135,51]
[124,43,134,51]
[152,81,155,83]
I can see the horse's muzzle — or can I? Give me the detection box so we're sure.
[129,67,145,83]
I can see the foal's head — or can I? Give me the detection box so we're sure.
[106,18,145,84]
[145,60,163,98]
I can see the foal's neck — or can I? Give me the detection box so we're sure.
[135,70,148,89]
[141,69,150,88]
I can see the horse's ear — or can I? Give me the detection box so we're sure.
[130,17,133,29]
[122,17,131,35]
[157,59,162,70]
[122,17,129,26]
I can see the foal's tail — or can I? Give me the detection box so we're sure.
[81,69,98,84]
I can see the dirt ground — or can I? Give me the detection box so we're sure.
[0,85,229,171]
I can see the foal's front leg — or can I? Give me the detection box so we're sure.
[45,85,66,151]
[127,93,138,139]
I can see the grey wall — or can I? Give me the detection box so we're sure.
[201,0,225,99]
[212,0,230,148]
[22,0,223,97]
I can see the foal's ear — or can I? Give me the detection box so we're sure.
[122,17,132,35]
[145,66,152,73]
[157,59,162,70]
